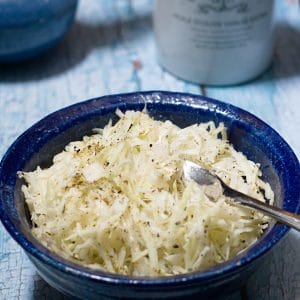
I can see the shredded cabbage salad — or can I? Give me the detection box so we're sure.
[19,110,274,276]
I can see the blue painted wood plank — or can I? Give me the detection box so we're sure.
[247,229,300,300]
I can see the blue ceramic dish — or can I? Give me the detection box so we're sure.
[0,91,299,299]
[0,0,78,63]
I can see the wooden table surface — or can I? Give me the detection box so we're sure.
[0,0,299,299]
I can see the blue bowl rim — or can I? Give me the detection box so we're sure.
[0,90,299,287]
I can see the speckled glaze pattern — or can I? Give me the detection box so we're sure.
[0,91,299,299]
[0,0,78,63]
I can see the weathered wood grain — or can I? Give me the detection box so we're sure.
[0,0,299,299]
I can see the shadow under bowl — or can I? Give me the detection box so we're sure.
[0,91,299,299]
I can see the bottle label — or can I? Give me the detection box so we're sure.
[171,0,273,50]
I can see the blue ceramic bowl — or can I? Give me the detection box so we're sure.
[0,91,299,299]
[0,0,78,63]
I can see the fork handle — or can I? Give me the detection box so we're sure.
[225,187,300,231]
